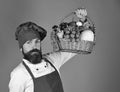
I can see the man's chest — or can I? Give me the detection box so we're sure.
[27,62,56,78]
[23,61,62,92]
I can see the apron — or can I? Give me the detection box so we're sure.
[22,58,64,92]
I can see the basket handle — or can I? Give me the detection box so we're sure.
[60,12,75,24]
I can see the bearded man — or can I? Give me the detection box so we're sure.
[8,21,94,92]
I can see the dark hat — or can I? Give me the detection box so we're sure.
[15,21,47,48]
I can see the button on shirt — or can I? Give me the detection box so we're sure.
[9,52,76,92]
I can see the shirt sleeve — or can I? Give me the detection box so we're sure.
[8,68,27,92]
[46,51,77,69]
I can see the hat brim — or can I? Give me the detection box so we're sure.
[38,27,47,41]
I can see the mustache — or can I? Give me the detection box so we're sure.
[29,49,41,53]
[23,49,42,64]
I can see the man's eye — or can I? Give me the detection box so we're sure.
[27,41,31,44]
[36,40,40,43]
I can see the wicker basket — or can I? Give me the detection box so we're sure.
[51,8,96,54]
[51,32,95,54]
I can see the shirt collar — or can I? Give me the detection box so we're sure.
[23,58,47,69]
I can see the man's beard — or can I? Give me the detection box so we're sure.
[23,49,42,64]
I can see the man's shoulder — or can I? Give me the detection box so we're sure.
[42,51,62,59]
[9,63,30,87]
[42,52,61,61]
[11,63,28,78]
[42,51,61,56]
[42,51,76,59]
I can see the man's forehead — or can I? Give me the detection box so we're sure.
[26,38,40,42]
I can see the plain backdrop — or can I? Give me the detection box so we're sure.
[0,0,120,92]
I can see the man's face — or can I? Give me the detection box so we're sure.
[22,38,42,64]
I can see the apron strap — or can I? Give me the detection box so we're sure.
[43,57,57,72]
[22,61,35,80]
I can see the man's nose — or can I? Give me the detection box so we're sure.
[31,41,37,49]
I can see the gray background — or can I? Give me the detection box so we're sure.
[0,0,120,92]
